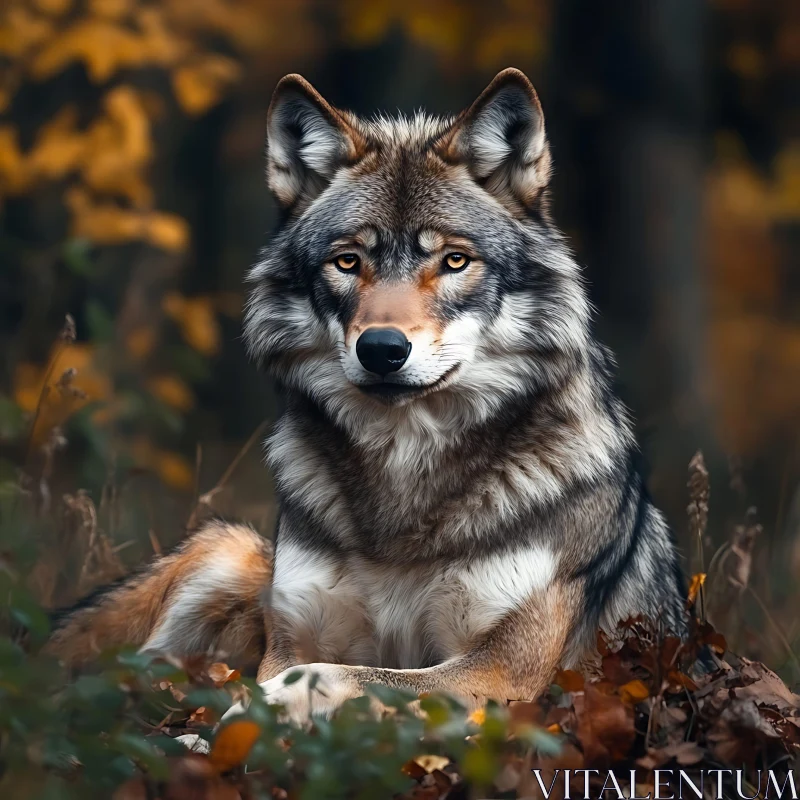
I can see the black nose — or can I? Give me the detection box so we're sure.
[356,328,411,377]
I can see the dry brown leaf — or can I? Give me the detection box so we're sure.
[413,755,450,773]
[574,685,636,765]
[207,663,241,687]
[735,658,800,712]
[554,669,585,693]
[188,706,217,727]
[637,741,704,769]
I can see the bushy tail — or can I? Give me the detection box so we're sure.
[45,521,273,671]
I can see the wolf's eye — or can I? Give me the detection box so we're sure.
[443,253,470,272]
[334,254,360,273]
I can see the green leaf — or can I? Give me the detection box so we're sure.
[85,299,115,343]
[282,669,305,686]
[518,724,564,756]
[0,397,25,440]
[364,683,416,709]
[168,345,211,382]
[461,743,498,786]
[112,732,169,779]
[63,238,94,277]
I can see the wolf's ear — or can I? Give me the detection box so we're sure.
[266,75,367,208]
[437,68,551,212]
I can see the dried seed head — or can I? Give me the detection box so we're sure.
[59,314,77,343]
[55,367,87,399]
[687,450,710,542]
[55,367,77,388]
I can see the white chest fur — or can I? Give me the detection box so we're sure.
[270,540,556,669]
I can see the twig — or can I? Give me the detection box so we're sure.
[187,419,269,529]
[214,419,269,494]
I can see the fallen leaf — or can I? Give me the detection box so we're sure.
[207,663,241,687]
[687,572,706,605]
[554,669,585,693]
[413,754,450,773]
[574,685,635,765]
[637,741,704,769]
[209,720,261,773]
[620,679,650,704]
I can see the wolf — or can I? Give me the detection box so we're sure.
[47,69,686,720]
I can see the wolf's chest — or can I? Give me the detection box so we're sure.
[270,541,556,669]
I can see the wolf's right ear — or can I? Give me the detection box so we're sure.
[266,75,367,209]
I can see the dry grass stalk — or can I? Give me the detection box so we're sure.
[728,507,761,592]
[186,419,269,530]
[65,491,125,598]
[23,315,76,471]
[687,451,710,620]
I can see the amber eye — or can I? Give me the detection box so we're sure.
[443,253,470,272]
[334,253,360,273]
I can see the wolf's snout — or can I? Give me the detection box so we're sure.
[356,328,411,377]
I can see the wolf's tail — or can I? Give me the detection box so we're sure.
[45,521,273,671]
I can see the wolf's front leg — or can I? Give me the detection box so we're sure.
[242,581,582,724]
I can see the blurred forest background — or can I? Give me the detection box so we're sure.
[0,0,798,676]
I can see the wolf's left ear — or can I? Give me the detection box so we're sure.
[437,68,551,212]
[266,75,367,209]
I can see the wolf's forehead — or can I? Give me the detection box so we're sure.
[362,112,453,148]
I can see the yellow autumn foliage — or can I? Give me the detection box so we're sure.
[339,0,547,65]
[147,375,195,412]
[163,293,222,357]
[82,86,153,205]
[88,0,133,21]
[173,54,242,116]
[0,8,54,59]
[130,436,195,490]
[125,327,157,360]
[33,0,72,16]
[31,12,187,82]
[1,85,158,209]
[153,450,195,490]
[0,127,29,193]
[14,344,113,445]
[66,188,189,251]
[14,344,111,415]
[706,143,800,454]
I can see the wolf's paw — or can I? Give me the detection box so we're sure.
[259,663,358,724]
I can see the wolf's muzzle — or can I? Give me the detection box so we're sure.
[356,328,412,377]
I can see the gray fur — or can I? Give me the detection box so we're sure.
[244,68,687,667]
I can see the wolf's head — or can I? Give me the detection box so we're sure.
[245,69,591,435]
